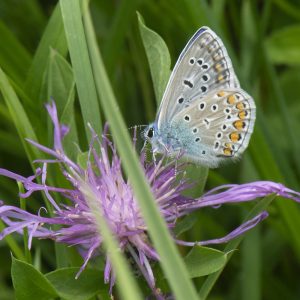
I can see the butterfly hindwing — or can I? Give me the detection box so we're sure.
[171,88,256,167]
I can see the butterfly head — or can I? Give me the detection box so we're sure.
[143,123,163,153]
[143,123,156,141]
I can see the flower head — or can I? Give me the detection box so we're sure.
[1,102,300,298]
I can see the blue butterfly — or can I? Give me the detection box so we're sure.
[144,27,256,168]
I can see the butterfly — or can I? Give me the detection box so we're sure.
[143,26,256,168]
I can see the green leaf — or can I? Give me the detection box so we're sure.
[182,164,209,198]
[77,151,89,170]
[60,0,102,141]
[45,267,106,300]
[102,0,141,74]
[184,246,227,278]
[0,129,24,158]
[11,256,58,300]
[47,48,78,159]
[174,214,198,237]
[265,25,300,65]
[0,20,32,86]
[272,0,300,21]
[137,12,171,105]
[240,0,258,83]
[24,4,68,102]
[0,68,39,162]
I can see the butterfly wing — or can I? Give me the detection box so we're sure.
[157,27,239,129]
[170,88,256,168]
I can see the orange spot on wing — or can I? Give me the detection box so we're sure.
[218,74,224,82]
[213,53,220,61]
[214,63,222,72]
[238,110,247,119]
[227,95,235,104]
[229,132,241,142]
[217,91,225,97]
[233,120,246,130]
[236,101,246,110]
[223,148,233,156]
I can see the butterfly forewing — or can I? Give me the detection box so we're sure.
[157,27,239,128]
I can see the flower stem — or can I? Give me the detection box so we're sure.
[0,220,25,261]
[18,182,32,264]
[198,194,275,299]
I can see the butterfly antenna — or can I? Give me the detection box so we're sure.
[128,124,148,131]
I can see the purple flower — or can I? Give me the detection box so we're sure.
[1,102,300,297]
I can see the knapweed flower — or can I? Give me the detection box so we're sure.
[1,102,300,298]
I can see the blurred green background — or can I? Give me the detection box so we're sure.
[1,0,300,299]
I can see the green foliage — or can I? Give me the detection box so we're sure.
[45,267,108,300]
[137,12,171,104]
[84,3,198,298]
[46,49,78,158]
[266,25,300,65]
[184,246,227,278]
[60,0,102,140]
[11,256,59,300]
[0,68,39,162]
[0,0,300,299]
[11,256,109,300]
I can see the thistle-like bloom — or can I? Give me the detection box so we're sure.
[1,102,300,298]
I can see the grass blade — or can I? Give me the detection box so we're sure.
[0,20,32,86]
[103,0,141,75]
[0,68,39,162]
[47,48,78,159]
[241,228,261,300]
[83,3,199,299]
[60,1,142,298]
[24,4,68,103]
[137,13,171,105]
[60,0,102,140]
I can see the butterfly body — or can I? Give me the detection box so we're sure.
[144,27,256,168]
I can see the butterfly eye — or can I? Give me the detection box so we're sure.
[147,127,154,138]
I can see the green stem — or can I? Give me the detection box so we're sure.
[0,220,25,261]
[83,1,199,299]
[18,182,32,264]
